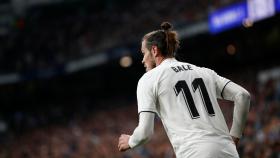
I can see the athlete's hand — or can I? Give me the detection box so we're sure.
[231,136,240,146]
[118,134,131,152]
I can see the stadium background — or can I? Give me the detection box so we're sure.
[0,0,279,157]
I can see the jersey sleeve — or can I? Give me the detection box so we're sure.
[223,82,251,138]
[210,70,231,99]
[137,74,157,114]
[128,112,155,148]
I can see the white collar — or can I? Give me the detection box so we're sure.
[161,58,176,65]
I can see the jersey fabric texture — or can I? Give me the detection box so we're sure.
[136,58,239,158]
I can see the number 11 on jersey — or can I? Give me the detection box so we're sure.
[174,78,215,119]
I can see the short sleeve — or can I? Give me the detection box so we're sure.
[137,75,157,114]
[209,69,231,99]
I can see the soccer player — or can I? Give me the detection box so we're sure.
[118,22,250,158]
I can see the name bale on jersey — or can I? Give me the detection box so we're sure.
[171,64,193,73]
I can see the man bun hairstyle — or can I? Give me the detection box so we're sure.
[161,22,172,31]
[143,22,180,57]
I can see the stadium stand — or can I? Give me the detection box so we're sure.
[0,0,243,73]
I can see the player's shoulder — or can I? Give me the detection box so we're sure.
[176,61,217,77]
[138,68,158,85]
[189,63,216,74]
[200,66,215,73]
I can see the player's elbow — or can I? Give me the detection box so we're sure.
[236,90,251,107]
[240,90,250,103]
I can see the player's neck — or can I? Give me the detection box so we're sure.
[155,56,172,66]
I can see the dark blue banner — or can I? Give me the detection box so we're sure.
[209,2,247,34]
[276,0,280,12]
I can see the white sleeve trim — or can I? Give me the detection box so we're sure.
[138,110,157,115]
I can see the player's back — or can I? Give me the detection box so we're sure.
[149,58,238,157]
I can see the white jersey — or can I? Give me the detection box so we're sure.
[137,58,239,157]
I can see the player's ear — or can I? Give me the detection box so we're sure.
[151,45,160,57]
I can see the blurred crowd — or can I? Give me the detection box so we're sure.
[0,73,279,158]
[0,0,242,73]
[0,105,175,158]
